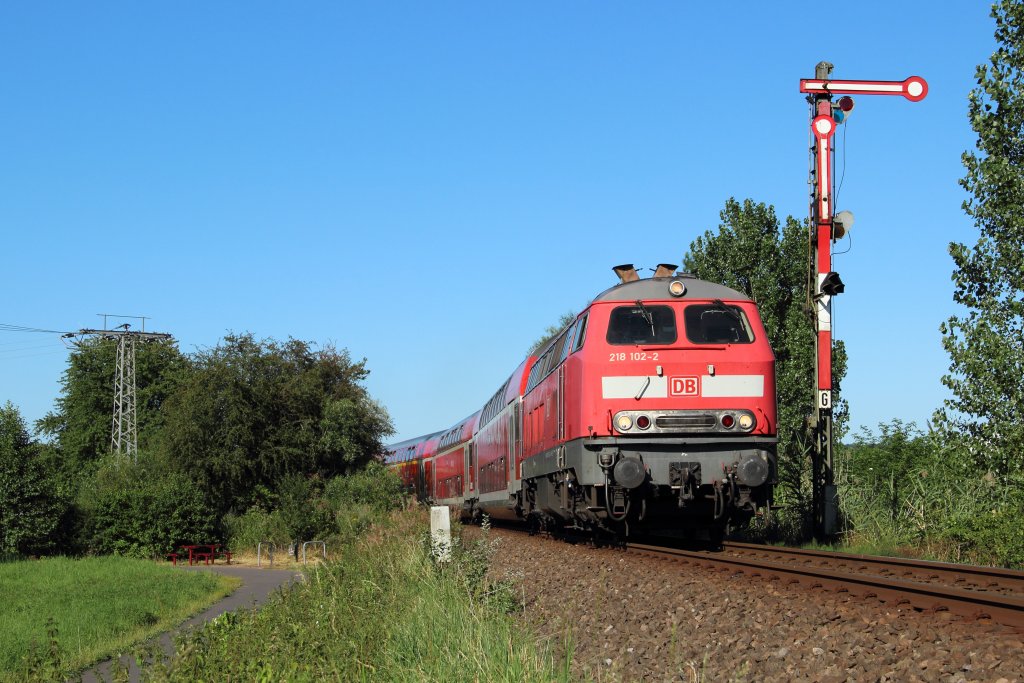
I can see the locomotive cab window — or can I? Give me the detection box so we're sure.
[684,303,754,344]
[606,304,677,345]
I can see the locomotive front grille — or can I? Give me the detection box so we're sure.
[655,414,716,429]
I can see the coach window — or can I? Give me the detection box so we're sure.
[606,305,676,345]
[683,304,754,344]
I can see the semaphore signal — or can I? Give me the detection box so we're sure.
[801,61,927,539]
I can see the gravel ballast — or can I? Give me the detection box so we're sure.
[484,528,1024,682]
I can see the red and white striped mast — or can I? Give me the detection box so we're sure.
[799,62,927,538]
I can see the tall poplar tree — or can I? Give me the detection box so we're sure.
[939,0,1024,477]
[684,198,848,521]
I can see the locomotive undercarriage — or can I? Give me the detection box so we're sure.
[518,436,776,541]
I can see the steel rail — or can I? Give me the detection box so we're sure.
[628,542,1024,633]
[721,541,1024,596]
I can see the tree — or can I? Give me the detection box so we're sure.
[683,198,848,529]
[0,403,68,556]
[939,0,1024,478]
[159,334,394,514]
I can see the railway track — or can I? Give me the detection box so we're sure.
[627,540,1024,633]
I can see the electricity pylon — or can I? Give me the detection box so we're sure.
[71,320,173,463]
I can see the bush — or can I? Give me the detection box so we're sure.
[323,461,404,512]
[940,475,1024,568]
[276,474,334,549]
[82,458,216,557]
[222,507,290,553]
[838,420,1024,567]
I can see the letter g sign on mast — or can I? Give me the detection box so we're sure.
[799,62,927,539]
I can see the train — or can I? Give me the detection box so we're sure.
[385,264,777,541]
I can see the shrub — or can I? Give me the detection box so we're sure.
[837,420,1024,567]
[221,507,290,553]
[276,474,334,549]
[82,458,216,557]
[940,475,1024,568]
[323,460,404,512]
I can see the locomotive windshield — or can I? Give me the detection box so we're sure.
[684,303,754,344]
[606,304,677,345]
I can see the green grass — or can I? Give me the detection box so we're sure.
[0,556,239,680]
[142,510,572,682]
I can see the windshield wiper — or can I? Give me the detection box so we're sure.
[634,299,655,339]
[710,299,743,322]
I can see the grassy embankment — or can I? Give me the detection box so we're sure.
[140,509,573,682]
[0,557,239,681]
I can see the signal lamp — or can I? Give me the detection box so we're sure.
[616,414,633,432]
[821,271,846,296]
[721,414,735,429]
[636,415,651,430]
[668,280,686,297]
[831,96,855,125]
[738,414,754,431]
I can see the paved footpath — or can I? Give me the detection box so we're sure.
[80,565,302,683]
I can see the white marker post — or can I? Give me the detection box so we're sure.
[430,506,451,562]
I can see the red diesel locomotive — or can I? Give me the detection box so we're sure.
[385,264,777,539]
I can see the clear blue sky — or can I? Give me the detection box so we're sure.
[0,2,995,443]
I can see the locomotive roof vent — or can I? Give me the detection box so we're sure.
[613,264,640,283]
[613,263,679,283]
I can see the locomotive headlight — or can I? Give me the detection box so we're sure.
[668,280,686,297]
[615,414,633,431]
[738,414,755,431]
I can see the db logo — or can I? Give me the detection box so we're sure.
[670,377,699,396]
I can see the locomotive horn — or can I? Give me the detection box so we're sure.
[654,263,678,278]
[613,264,640,283]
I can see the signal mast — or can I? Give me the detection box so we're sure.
[799,62,927,538]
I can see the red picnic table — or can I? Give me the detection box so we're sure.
[169,544,232,566]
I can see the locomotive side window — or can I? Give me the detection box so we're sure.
[559,320,577,364]
[606,304,677,345]
[683,304,754,344]
[572,314,588,352]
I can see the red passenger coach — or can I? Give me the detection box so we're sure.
[432,412,480,505]
[386,264,778,541]
[384,431,443,502]
[474,358,534,517]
